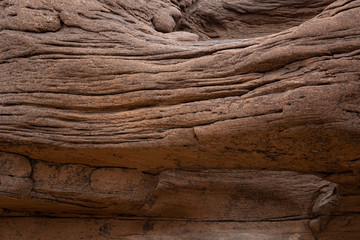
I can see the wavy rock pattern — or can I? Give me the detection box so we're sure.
[0,0,359,239]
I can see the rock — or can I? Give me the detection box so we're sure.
[0,0,359,178]
[312,184,339,216]
[0,217,318,240]
[152,11,177,33]
[0,0,360,239]
[0,175,32,194]
[163,31,199,41]
[0,2,61,32]
[32,161,94,194]
[0,165,341,239]
[90,168,156,191]
[177,0,338,39]
[90,168,158,201]
[0,152,32,178]
[309,218,322,235]
[0,162,331,221]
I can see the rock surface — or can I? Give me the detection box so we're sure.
[0,0,359,239]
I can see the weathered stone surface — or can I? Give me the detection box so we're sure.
[0,152,33,194]
[0,217,317,240]
[1,216,359,240]
[177,0,338,39]
[0,0,359,239]
[1,154,358,239]
[0,175,32,194]
[0,152,31,177]
[0,0,359,181]
[0,159,333,219]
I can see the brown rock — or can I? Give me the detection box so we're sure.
[0,175,32,194]
[0,152,31,177]
[152,11,177,33]
[0,1,61,33]
[90,168,157,196]
[0,0,360,239]
[0,0,359,179]
[0,217,318,240]
[32,161,93,195]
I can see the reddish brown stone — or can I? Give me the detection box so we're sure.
[1,0,359,239]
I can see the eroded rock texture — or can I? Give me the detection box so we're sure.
[0,0,359,239]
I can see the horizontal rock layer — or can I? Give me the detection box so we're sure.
[1,152,359,239]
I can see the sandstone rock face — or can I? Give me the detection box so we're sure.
[176,0,338,39]
[0,0,359,239]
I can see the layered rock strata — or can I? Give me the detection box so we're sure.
[0,0,359,239]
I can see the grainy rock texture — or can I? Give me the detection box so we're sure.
[0,0,359,239]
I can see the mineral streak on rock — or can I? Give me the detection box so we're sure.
[0,0,360,239]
